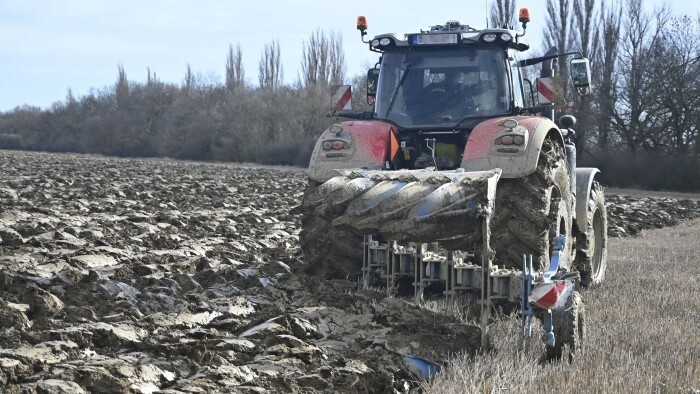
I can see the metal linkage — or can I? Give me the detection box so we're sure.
[388,242,417,294]
[414,244,446,303]
[490,266,521,302]
[362,235,391,288]
[520,254,535,337]
[363,233,576,349]
[364,235,525,306]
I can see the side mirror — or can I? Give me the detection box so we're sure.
[570,57,592,96]
[367,68,379,105]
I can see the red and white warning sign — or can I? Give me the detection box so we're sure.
[530,280,574,310]
[536,77,557,104]
[332,84,353,111]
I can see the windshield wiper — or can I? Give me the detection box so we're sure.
[385,57,411,116]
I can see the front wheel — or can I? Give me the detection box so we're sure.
[574,181,608,287]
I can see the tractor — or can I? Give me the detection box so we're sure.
[297,9,607,358]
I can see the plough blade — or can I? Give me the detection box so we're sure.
[310,169,501,249]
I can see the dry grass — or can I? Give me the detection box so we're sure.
[426,218,700,393]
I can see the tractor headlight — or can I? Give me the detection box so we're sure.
[495,133,526,147]
[500,135,514,145]
[371,39,380,47]
[500,33,512,42]
[329,124,343,135]
[503,118,518,129]
[379,37,392,46]
[481,33,497,42]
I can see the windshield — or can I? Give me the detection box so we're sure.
[374,48,511,127]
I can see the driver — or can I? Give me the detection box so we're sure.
[411,67,476,122]
[426,68,464,95]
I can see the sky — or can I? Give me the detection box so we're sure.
[1,0,698,112]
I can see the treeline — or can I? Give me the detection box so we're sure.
[1,0,699,192]
[493,0,700,191]
[0,30,368,167]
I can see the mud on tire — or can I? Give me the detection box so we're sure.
[298,181,364,279]
[491,138,574,271]
[574,181,608,287]
[546,291,585,361]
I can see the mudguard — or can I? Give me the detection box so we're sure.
[460,116,564,178]
[308,120,395,183]
[575,168,601,231]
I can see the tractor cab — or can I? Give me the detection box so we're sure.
[366,21,529,130]
[355,15,534,170]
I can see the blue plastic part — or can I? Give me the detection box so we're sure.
[405,355,442,380]
[545,331,556,347]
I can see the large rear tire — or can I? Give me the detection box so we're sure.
[298,181,364,279]
[491,138,574,271]
[574,181,608,287]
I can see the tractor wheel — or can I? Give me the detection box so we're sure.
[574,181,608,287]
[546,291,585,361]
[298,181,364,279]
[491,138,574,271]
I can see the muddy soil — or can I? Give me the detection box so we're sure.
[1,150,698,393]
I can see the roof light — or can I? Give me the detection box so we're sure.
[519,8,531,24]
[379,37,392,46]
[500,33,512,42]
[371,39,380,47]
[357,16,368,31]
[482,33,497,43]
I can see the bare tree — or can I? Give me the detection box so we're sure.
[570,0,600,153]
[489,0,517,29]
[650,16,700,155]
[258,40,283,90]
[300,29,346,87]
[594,1,623,150]
[65,88,77,107]
[543,0,574,103]
[611,0,670,153]
[328,31,346,86]
[225,44,245,92]
[115,64,129,109]
[146,67,160,87]
[182,64,195,95]
[572,0,599,59]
